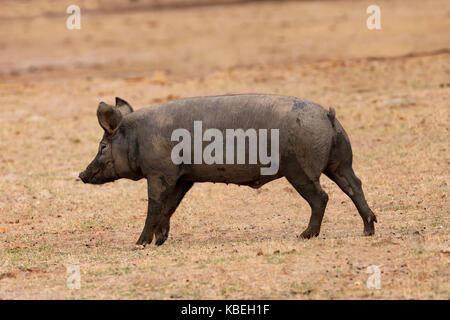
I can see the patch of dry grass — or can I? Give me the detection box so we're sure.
[0,0,449,299]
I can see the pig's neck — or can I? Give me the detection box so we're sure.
[127,131,144,180]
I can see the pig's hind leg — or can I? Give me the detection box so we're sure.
[323,130,377,236]
[284,166,329,239]
[325,164,377,236]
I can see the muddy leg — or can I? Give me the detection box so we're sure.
[136,198,164,246]
[286,173,329,239]
[136,175,175,246]
[325,166,377,236]
[154,181,193,246]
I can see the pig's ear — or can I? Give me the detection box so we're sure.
[115,97,134,116]
[97,102,123,134]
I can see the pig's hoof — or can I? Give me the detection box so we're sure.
[299,227,320,239]
[363,224,375,236]
[363,213,377,236]
[136,233,153,246]
[155,234,168,246]
[132,244,146,251]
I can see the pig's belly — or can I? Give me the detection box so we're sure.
[180,164,282,188]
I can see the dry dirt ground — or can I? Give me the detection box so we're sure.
[0,0,449,299]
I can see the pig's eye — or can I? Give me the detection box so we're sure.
[100,144,107,153]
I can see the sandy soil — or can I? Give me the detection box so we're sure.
[0,0,449,299]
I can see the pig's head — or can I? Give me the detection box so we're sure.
[79,97,140,184]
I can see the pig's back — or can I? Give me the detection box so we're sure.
[129,94,329,134]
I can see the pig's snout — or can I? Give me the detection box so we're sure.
[79,171,89,183]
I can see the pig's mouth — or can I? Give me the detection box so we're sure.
[79,171,92,183]
[79,158,119,184]
[79,169,100,184]
[79,170,115,185]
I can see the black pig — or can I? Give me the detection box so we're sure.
[79,95,377,246]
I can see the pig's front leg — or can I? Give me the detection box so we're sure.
[154,181,193,246]
[136,175,173,247]
[136,198,163,246]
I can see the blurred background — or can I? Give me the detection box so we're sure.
[0,0,448,299]
[1,0,449,81]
